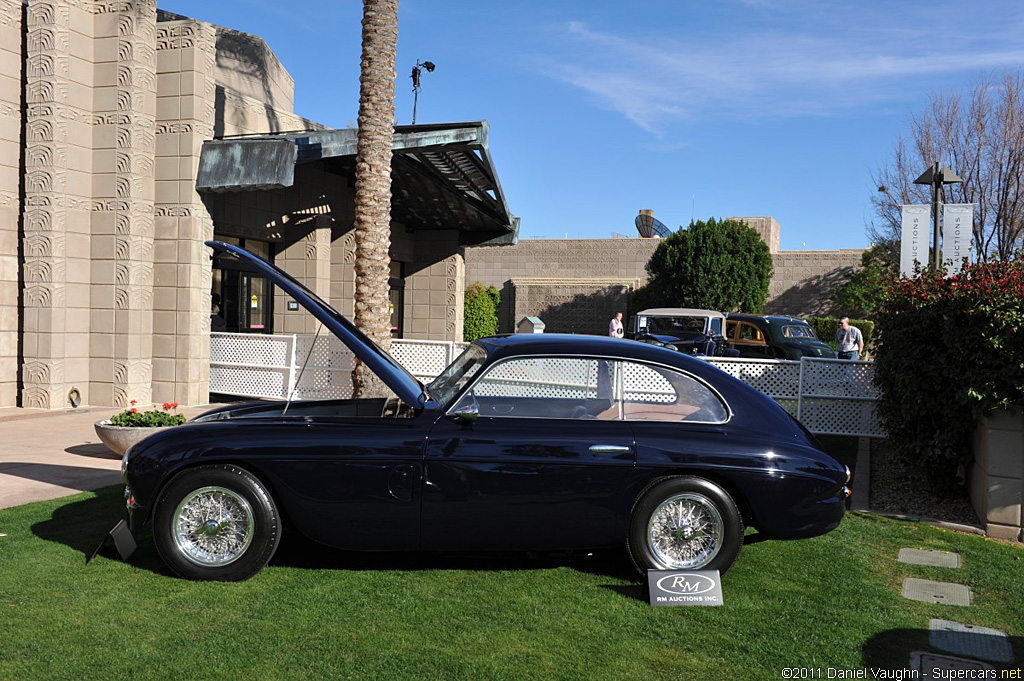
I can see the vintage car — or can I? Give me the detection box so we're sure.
[117,242,850,581]
[725,314,838,360]
[630,308,737,356]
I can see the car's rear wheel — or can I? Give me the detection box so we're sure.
[153,464,281,581]
[627,476,743,575]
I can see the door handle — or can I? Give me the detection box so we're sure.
[588,444,631,454]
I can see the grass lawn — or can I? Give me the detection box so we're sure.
[1,486,1021,680]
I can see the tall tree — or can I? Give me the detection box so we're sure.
[638,218,773,313]
[871,70,1024,261]
[353,0,399,397]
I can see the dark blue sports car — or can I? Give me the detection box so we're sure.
[119,242,850,581]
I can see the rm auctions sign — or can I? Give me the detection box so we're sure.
[647,570,723,607]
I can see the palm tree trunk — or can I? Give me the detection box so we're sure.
[353,0,398,398]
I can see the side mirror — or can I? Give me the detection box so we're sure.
[450,403,478,423]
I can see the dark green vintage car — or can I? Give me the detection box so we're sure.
[725,314,837,360]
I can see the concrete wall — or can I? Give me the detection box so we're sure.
[465,236,865,333]
[765,250,864,316]
[508,279,637,336]
[971,407,1024,542]
[730,216,780,254]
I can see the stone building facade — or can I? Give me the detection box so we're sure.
[1,1,514,409]
[464,217,864,336]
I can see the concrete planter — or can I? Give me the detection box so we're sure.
[94,419,178,456]
[970,406,1024,542]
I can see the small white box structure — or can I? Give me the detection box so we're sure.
[517,316,546,333]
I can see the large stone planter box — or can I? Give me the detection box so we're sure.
[970,406,1024,542]
[94,420,177,457]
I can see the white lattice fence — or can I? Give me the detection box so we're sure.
[210,333,462,400]
[705,356,882,437]
[209,333,296,400]
[389,339,464,382]
[795,358,882,437]
[704,357,801,417]
[290,335,356,400]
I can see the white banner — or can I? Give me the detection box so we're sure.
[942,203,973,275]
[900,205,931,277]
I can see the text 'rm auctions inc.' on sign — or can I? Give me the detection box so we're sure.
[647,570,723,607]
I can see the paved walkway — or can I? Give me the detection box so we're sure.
[0,404,213,510]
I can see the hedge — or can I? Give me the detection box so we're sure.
[873,260,1024,492]
[464,282,500,342]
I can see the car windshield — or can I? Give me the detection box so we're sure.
[427,343,487,407]
[646,316,707,334]
[782,325,817,340]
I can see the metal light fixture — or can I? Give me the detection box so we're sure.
[913,162,963,269]
[411,59,435,125]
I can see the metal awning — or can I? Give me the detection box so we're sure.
[196,121,518,246]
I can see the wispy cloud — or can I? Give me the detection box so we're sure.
[540,9,1024,133]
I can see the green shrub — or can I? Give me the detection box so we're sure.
[873,260,1024,492]
[642,218,773,312]
[464,282,500,342]
[806,316,875,352]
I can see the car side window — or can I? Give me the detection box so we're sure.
[453,357,616,419]
[783,325,814,339]
[738,323,764,343]
[622,362,728,423]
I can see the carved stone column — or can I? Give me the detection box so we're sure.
[274,215,333,334]
[22,0,71,409]
[0,0,22,407]
[89,0,158,407]
[151,17,215,405]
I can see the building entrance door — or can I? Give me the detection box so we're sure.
[212,238,274,333]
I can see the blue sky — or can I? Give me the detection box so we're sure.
[165,0,1024,250]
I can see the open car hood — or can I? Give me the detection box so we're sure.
[206,241,435,410]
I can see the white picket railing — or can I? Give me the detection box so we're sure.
[209,333,882,437]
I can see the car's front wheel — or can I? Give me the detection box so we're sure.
[627,476,743,575]
[153,464,281,581]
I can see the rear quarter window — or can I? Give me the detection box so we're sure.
[622,362,728,423]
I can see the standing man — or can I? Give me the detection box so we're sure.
[609,311,625,338]
[836,317,863,360]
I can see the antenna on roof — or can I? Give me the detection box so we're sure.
[635,210,671,238]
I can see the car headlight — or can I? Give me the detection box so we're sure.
[121,445,133,483]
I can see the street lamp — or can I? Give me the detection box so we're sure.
[410,59,435,125]
[913,161,963,269]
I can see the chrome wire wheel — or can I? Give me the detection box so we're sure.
[646,492,724,569]
[172,486,255,567]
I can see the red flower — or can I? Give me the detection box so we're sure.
[130,400,137,405]
[162,402,171,410]
[171,402,178,409]
[130,408,137,413]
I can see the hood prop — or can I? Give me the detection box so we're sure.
[282,322,323,417]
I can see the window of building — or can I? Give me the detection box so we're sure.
[211,237,275,334]
[389,261,405,338]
